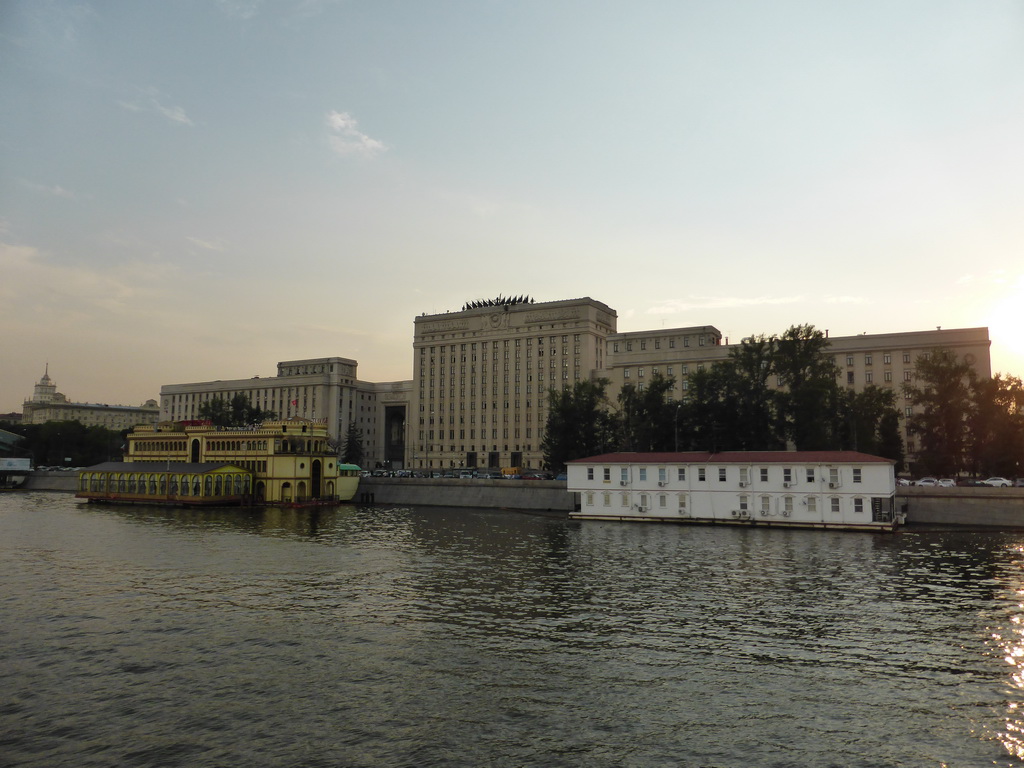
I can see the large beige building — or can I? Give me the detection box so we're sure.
[22,367,159,430]
[153,298,992,473]
[412,296,617,471]
[160,357,412,469]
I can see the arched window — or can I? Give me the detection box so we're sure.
[118,474,126,493]
[204,476,213,496]
[214,476,223,495]
[159,475,167,495]
[192,476,201,496]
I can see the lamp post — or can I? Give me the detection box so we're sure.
[674,403,682,453]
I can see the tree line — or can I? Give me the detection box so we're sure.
[542,324,1024,479]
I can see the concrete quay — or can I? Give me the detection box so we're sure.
[898,485,1024,528]
[17,472,1024,527]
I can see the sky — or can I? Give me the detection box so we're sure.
[2,0,1023,414]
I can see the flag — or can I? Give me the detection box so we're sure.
[291,399,298,406]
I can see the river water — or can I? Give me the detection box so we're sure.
[3,492,1024,767]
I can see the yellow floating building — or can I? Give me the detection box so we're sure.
[77,417,360,505]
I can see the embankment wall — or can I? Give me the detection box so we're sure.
[19,473,1024,527]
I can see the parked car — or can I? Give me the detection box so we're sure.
[896,477,910,487]
[915,477,939,486]
[937,479,956,488]
[982,477,1012,487]
[1015,478,1024,488]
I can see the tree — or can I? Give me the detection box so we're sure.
[724,335,784,450]
[198,394,276,427]
[342,421,364,466]
[542,379,617,472]
[838,385,904,468]
[904,348,974,476]
[968,374,1024,478]
[772,324,841,450]
[616,373,677,451]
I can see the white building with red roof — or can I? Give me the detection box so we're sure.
[567,451,901,531]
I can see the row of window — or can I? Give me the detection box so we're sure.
[80,472,252,496]
[583,491,873,514]
[612,333,717,353]
[587,466,864,485]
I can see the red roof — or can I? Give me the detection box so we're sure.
[567,451,894,465]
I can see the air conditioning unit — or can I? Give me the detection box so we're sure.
[829,482,837,488]
[783,482,793,488]
[620,481,627,486]
[730,509,739,518]
[782,510,791,517]
[658,482,667,487]
[636,506,647,513]
[738,481,748,487]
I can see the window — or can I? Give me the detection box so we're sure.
[658,468,667,484]
[698,467,706,481]
[740,467,749,485]
[603,467,611,482]
[739,495,748,511]
[884,371,892,382]
[807,496,817,512]
[847,371,855,384]
[853,468,862,483]
[831,497,841,513]
[603,492,611,507]
[718,467,726,482]
[659,494,667,508]
[621,493,629,507]
[760,467,768,482]
[760,495,771,514]
[639,468,647,482]
[854,497,864,513]
[865,354,872,365]
[846,355,854,366]
[903,353,911,364]
[585,492,594,506]
[904,371,912,382]
[865,372,873,383]
[678,494,688,512]
[806,467,815,483]
[783,468,793,484]
[784,496,794,514]
[677,467,686,481]
[587,467,594,480]
[829,468,840,486]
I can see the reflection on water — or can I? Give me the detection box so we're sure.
[4,492,1024,766]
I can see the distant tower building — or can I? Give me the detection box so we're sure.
[22,366,159,430]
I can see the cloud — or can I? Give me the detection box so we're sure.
[118,89,194,126]
[186,236,228,252]
[326,110,386,158]
[645,295,807,314]
[23,180,76,199]
[644,294,871,315]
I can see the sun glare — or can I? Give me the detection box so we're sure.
[985,275,1024,377]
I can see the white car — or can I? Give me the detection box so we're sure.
[915,477,939,487]
[982,477,1012,487]
[937,479,956,488]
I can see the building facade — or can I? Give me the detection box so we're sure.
[160,357,412,469]
[411,296,617,471]
[602,325,992,459]
[22,367,159,431]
